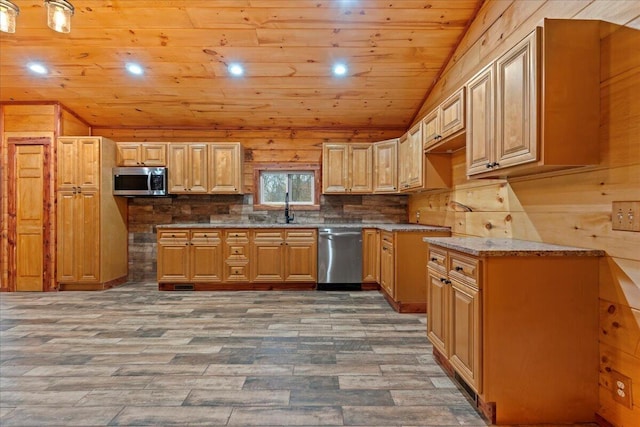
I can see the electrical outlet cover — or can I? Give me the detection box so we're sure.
[611,370,633,409]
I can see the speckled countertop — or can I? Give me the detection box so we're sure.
[422,237,605,257]
[157,223,450,233]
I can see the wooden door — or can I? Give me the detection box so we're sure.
[449,279,482,393]
[57,137,77,189]
[495,30,538,170]
[380,240,394,297]
[397,134,410,190]
[426,269,449,357]
[13,145,45,291]
[190,230,222,282]
[252,230,285,282]
[56,191,76,283]
[168,144,189,193]
[140,143,166,166]
[209,143,242,193]
[188,144,208,193]
[284,230,317,282]
[157,230,190,282]
[77,137,100,189]
[407,123,424,190]
[361,228,380,283]
[349,144,373,193]
[466,64,495,176]
[373,139,397,193]
[322,144,349,193]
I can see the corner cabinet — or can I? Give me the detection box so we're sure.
[466,19,600,178]
[56,137,128,290]
[425,240,601,425]
[322,143,373,194]
[116,142,166,166]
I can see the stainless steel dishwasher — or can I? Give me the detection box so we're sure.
[317,227,362,289]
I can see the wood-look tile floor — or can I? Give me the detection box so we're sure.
[0,283,598,427]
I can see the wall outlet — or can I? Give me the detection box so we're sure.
[611,370,633,409]
[612,201,640,232]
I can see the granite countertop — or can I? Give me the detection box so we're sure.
[423,237,605,257]
[157,223,450,233]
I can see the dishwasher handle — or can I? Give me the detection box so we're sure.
[318,230,362,237]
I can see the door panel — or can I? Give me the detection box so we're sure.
[77,191,100,282]
[78,138,100,189]
[15,145,44,291]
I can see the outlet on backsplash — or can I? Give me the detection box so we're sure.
[416,210,421,224]
[612,201,640,232]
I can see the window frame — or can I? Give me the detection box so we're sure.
[253,163,321,211]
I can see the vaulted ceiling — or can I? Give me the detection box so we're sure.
[0,0,483,131]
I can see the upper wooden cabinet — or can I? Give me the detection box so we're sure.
[168,143,208,194]
[322,143,373,194]
[208,143,243,194]
[423,88,466,152]
[57,137,101,190]
[398,123,423,191]
[372,138,398,193]
[167,142,243,194]
[116,143,166,166]
[466,20,600,178]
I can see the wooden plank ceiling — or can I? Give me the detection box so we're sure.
[0,0,482,131]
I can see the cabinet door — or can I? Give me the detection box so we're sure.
[116,143,141,166]
[56,191,76,282]
[157,230,190,282]
[426,269,450,357]
[77,138,100,189]
[322,144,349,193]
[252,230,285,282]
[140,144,167,166]
[284,230,317,282]
[422,109,440,150]
[190,231,222,282]
[405,123,423,190]
[75,191,100,282]
[57,138,77,189]
[449,279,482,393]
[188,144,208,193]
[373,139,397,193]
[209,143,242,194]
[495,31,538,170]
[362,229,380,283]
[380,240,394,297]
[349,144,373,193]
[466,65,495,176]
[440,88,465,139]
[168,144,189,193]
[398,134,410,190]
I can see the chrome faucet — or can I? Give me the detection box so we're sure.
[284,192,295,224]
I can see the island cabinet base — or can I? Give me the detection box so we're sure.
[158,282,315,291]
[59,275,127,291]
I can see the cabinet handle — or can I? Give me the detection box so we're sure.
[445,280,451,285]
[486,163,492,169]
[430,257,438,262]
[454,266,463,272]
[492,162,500,168]
[440,277,447,283]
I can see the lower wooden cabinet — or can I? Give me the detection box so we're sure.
[362,228,380,283]
[158,227,317,287]
[378,229,451,312]
[426,242,600,425]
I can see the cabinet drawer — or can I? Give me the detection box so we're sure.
[225,263,250,282]
[428,246,447,272]
[450,252,480,288]
[158,230,189,244]
[285,229,316,241]
[253,230,284,241]
[381,231,394,245]
[191,230,221,244]
[225,230,249,242]
[227,244,249,259]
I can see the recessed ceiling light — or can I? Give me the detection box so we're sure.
[332,63,348,76]
[27,62,48,75]
[125,62,144,76]
[228,63,244,76]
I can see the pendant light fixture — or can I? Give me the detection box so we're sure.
[44,0,74,33]
[0,0,19,33]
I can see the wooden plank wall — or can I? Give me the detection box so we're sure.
[0,103,90,291]
[408,1,640,425]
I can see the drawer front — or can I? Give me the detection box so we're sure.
[381,231,394,245]
[158,230,189,244]
[253,230,284,242]
[285,229,317,241]
[449,252,480,288]
[191,230,221,244]
[225,230,249,242]
[224,263,250,282]
[428,246,447,272]
[226,244,249,259]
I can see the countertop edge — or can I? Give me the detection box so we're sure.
[422,237,605,257]
[156,223,451,233]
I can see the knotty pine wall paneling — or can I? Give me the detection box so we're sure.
[408,1,640,425]
[0,102,91,291]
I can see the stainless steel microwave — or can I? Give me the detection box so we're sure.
[113,167,168,196]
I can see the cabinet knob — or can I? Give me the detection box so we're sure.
[454,266,463,272]
[486,163,492,169]
[440,277,446,283]
[445,280,451,285]
[430,257,438,262]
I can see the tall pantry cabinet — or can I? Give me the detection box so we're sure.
[56,136,128,290]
